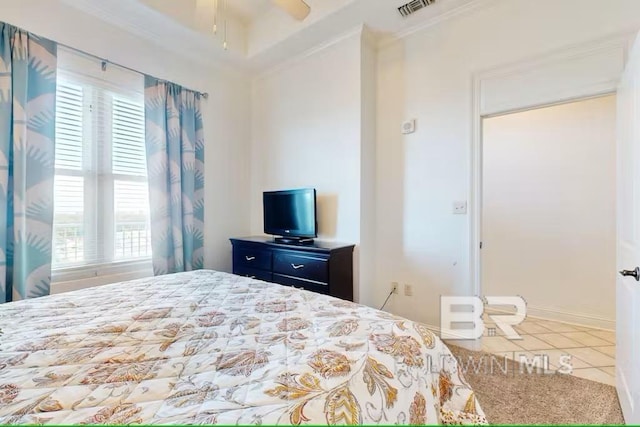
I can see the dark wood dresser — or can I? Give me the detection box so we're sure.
[230,236,355,301]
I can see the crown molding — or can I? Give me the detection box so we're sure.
[254,25,366,81]
[378,0,497,49]
[253,0,495,77]
[472,29,635,81]
[59,0,251,77]
[361,25,378,48]
[61,0,158,43]
[60,0,498,76]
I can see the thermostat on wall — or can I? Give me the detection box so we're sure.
[401,119,416,134]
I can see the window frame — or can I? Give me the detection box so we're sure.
[52,258,153,285]
[52,60,152,279]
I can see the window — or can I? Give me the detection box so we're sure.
[53,69,150,270]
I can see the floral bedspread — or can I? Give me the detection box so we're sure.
[0,270,486,425]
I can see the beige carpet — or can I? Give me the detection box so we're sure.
[448,345,624,425]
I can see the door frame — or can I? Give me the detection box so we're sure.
[469,32,633,304]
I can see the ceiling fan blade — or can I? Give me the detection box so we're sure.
[272,0,311,21]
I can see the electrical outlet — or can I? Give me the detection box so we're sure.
[453,201,467,215]
[404,283,413,297]
[391,282,399,294]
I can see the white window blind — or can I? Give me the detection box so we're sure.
[53,72,151,269]
[111,95,150,260]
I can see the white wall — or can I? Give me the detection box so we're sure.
[8,0,639,313]
[0,0,253,289]
[482,96,617,324]
[359,31,377,307]
[376,0,640,327]
[251,32,362,243]
[250,29,376,301]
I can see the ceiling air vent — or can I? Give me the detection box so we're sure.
[398,0,435,17]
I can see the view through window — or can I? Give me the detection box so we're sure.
[53,74,151,268]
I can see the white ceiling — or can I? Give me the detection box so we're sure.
[226,0,274,22]
[223,0,349,24]
[62,0,488,72]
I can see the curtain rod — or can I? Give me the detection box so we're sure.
[57,43,210,99]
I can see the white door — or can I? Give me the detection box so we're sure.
[617,32,640,424]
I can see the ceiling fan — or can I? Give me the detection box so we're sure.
[272,0,311,21]
[194,0,311,50]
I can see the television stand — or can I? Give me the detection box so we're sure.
[230,236,355,301]
[274,237,315,245]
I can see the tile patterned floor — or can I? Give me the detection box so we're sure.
[480,314,616,386]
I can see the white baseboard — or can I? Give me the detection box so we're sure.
[425,305,615,356]
[524,305,615,331]
[423,323,482,351]
[485,305,615,331]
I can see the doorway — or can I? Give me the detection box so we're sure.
[480,95,617,385]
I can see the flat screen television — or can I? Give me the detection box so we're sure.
[263,188,317,244]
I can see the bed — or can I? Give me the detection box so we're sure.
[0,270,486,425]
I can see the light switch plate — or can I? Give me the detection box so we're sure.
[453,201,467,215]
[404,284,413,297]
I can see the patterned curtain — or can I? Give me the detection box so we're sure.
[144,76,204,275]
[0,23,57,303]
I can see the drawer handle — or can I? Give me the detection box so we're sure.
[291,263,305,270]
[245,256,256,261]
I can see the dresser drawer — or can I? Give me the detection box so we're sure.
[234,247,272,271]
[274,274,329,295]
[231,237,354,301]
[273,252,328,283]
[234,266,272,282]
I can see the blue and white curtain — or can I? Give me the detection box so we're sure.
[0,23,57,303]
[144,76,205,275]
